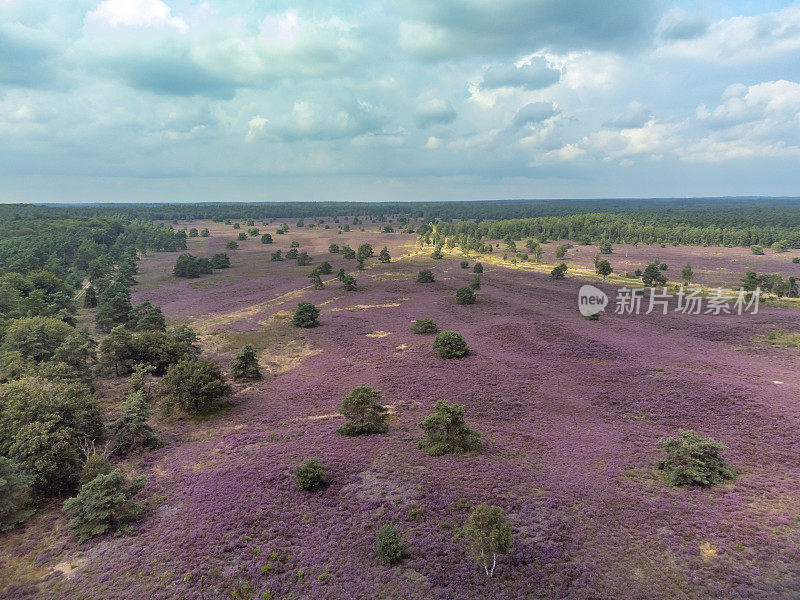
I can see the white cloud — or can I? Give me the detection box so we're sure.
[86,0,188,33]
[659,5,800,63]
[414,98,457,127]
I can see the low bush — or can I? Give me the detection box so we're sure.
[411,318,439,334]
[433,331,469,359]
[418,400,481,456]
[456,286,476,305]
[417,270,435,283]
[337,385,388,436]
[292,302,320,328]
[375,524,404,564]
[295,459,327,491]
[656,429,736,487]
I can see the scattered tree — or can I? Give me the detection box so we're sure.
[463,504,512,577]
[418,400,481,456]
[342,275,358,291]
[231,344,261,381]
[292,302,320,328]
[226,240,239,250]
[433,331,469,359]
[469,275,481,290]
[261,233,273,244]
[549,263,568,279]
[596,260,612,279]
[411,318,439,334]
[295,458,327,491]
[328,243,339,254]
[271,250,283,261]
[642,262,667,287]
[210,253,230,269]
[337,385,389,436]
[456,286,476,305]
[417,270,435,283]
[379,247,391,263]
[161,358,232,415]
[460,260,469,269]
[681,263,694,285]
[0,457,35,531]
[62,469,146,544]
[375,524,404,564]
[656,429,736,487]
[473,262,483,273]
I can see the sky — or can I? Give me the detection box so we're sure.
[1,0,800,203]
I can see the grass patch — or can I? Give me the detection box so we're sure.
[766,329,800,348]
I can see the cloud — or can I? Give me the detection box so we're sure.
[659,11,708,41]
[659,5,800,63]
[0,22,59,87]
[415,99,457,127]
[400,0,662,60]
[512,102,559,127]
[604,101,652,129]
[481,58,561,90]
[85,0,188,33]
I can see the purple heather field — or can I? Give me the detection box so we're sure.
[4,220,800,600]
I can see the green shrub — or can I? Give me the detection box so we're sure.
[318,261,333,275]
[161,358,232,415]
[62,469,146,544]
[460,260,469,269]
[456,286,476,305]
[0,457,35,531]
[237,233,248,241]
[473,262,483,273]
[656,429,736,487]
[433,331,469,359]
[549,263,568,279]
[411,318,439,335]
[337,385,388,436]
[200,228,210,237]
[210,253,230,269]
[231,344,261,381]
[297,251,312,266]
[271,250,283,261]
[226,240,239,250]
[418,400,480,456]
[642,262,667,287]
[292,302,320,328]
[261,233,273,244]
[80,453,112,486]
[417,270,435,283]
[374,524,404,564]
[463,504,512,577]
[342,275,358,291]
[295,459,327,491]
[751,245,764,255]
[469,276,481,290]
[108,391,161,455]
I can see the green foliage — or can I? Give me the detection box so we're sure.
[379,247,391,263]
[751,244,764,255]
[681,263,694,284]
[318,261,332,275]
[456,286,476,305]
[237,233,248,241]
[231,344,261,381]
[473,262,483,273]
[418,400,481,456]
[357,243,373,260]
[210,253,230,269]
[337,385,388,436]
[411,318,439,334]
[0,457,35,531]
[84,285,97,308]
[200,228,210,237]
[596,260,612,279]
[463,504,512,576]
[309,271,324,289]
[599,241,613,254]
[1,316,80,364]
[286,248,299,259]
[295,459,327,491]
[261,233,273,244]
[95,281,133,332]
[290,240,300,248]
[341,245,356,259]
[374,524,404,564]
[226,240,239,250]
[173,253,208,278]
[656,429,736,487]
[417,270,435,283]
[296,251,312,266]
[0,377,102,494]
[460,260,469,269]
[328,243,339,254]
[271,250,283,261]
[642,262,667,287]
[108,391,160,455]
[469,275,481,290]
[292,302,320,328]
[248,228,260,237]
[161,358,232,415]
[62,469,146,544]
[433,331,469,359]
[80,453,112,486]
[549,263,568,279]
[342,275,358,291]
[431,249,444,260]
